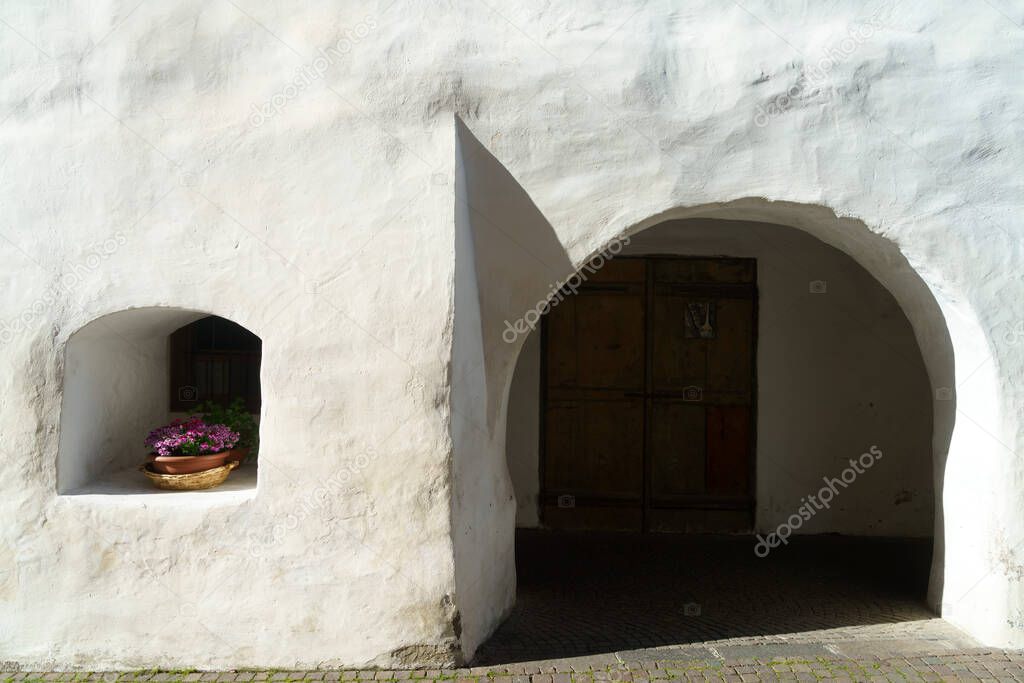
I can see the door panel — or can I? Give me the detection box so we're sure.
[707,298,754,395]
[541,257,756,532]
[706,405,752,496]
[542,403,579,491]
[575,294,645,390]
[651,294,708,391]
[545,296,578,388]
[649,401,705,497]
[543,399,644,496]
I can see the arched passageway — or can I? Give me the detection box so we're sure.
[453,123,1009,656]
[477,216,969,662]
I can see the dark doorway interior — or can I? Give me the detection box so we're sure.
[473,530,940,665]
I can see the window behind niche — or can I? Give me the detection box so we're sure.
[170,315,261,412]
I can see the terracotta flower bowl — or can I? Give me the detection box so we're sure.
[225,447,250,468]
[147,451,233,474]
[141,461,238,491]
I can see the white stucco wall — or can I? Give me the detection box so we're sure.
[505,218,935,536]
[0,0,1021,668]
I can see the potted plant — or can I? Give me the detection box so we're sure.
[144,417,240,474]
[197,398,258,467]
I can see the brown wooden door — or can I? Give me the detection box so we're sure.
[541,257,756,532]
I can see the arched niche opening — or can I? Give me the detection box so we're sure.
[57,307,261,496]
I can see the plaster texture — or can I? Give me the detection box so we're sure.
[0,0,1021,670]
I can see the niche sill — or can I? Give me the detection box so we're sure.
[60,463,258,503]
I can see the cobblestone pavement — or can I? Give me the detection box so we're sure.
[5,651,1024,682]
[7,532,1023,681]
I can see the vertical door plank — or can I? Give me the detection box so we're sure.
[650,401,706,496]
[541,262,646,531]
[706,298,753,395]
[581,399,645,495]
[706,405,751,495]
[575,293,645,390]
[545,296,577,388]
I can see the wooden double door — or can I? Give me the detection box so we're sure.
[540,257,757,532]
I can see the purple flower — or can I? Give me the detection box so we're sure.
[145,416,239,457]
